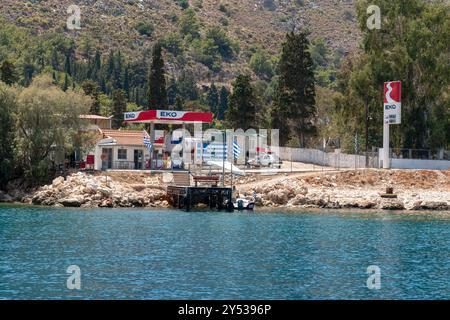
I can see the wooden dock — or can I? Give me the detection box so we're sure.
[167,185,234,211]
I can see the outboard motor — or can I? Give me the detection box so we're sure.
[237,199,244,211]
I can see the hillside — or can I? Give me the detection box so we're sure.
[0,0,361,83]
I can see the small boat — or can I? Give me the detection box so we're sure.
[234,198,255,211]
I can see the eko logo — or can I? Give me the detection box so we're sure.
[124,112,138,120]
[157,110,184,119]
[161,111,178,118]
[384,104,397,110]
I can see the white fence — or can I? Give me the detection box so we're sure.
[278,147,450,170]
[278,147,377,169]
[391,159,450,170]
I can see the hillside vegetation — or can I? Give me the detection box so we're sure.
[0,0,360,83]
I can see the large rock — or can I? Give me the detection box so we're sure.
[380,200,405,210]
[411,201,449,211]
[52,176,65,188]
[0,191,14,203]
[58,197,84,207]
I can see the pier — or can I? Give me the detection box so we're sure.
[167,185,233,211]
[166,171,234,211]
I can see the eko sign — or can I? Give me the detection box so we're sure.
[383,81,402,124]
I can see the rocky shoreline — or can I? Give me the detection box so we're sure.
[1,170,450,211]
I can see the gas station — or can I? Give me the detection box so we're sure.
[123,109,214,169]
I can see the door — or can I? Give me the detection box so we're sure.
[102,148,113,170]
[134,149,143,170]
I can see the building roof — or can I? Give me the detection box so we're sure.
[80,115,113,120]
[99,129,149,146]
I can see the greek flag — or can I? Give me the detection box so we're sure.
[232,141,241,159]
[203,143,227,160]
[143,135,152,151]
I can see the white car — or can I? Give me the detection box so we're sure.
[248,153,282,168]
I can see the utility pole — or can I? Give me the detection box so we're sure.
[365,98,369,167]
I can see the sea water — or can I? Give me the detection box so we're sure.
[1,205,449,299]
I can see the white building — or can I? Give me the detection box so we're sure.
[92,129,153,170]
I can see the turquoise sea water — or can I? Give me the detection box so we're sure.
[1,205,450,300]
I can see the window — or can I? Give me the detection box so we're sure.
[118,149,127,160]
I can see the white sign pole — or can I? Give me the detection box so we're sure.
[382,121,390,169]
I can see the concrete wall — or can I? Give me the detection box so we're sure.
[278,147,450,170]
[391,158,450,170]
[278,147,373,169]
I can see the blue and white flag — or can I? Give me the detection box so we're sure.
[143,135,152,151]
[203,142,227,161]
[232,141,241,159]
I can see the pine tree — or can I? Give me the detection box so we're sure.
[147,43,168,109]
[0,60,18,85]
[82,80,101,114]
[273,31,317,147]
[207,82,219,116]
[218,86,229,120]
[112,89,126,129]
[225,74,258,129]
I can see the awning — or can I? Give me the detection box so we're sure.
[124,110,213,124]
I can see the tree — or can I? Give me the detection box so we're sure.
[272,31,317,147]
[249,49,274,80]
[205,27,235,59]
[207,82,219,116]
[167,78,178,107]
[179,8,200,39]
[0,83,16,189]
[0,60,18,85]
[177,71,198,101]
[112,89,126,129]
[15,75,91,183]
[82,80,101,114]
[350,0,450,150]
[147,43,168,109]
[123,65,130,99]
[218,86,229,120]
[225,74,258,129]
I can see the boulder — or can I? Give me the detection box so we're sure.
[52,176,65,188]
[380,200,405,210]
[58,197,83,207]
[0,191,14,203]
[411,201,449,211]
[99,198,113,208]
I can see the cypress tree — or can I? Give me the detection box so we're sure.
[207,82,219,116]
[64,54,72,76]
[272,31,317,147]
[112,89,126,129]
[63,73,69,91]
[82,80,101,114]
[123,64,130,99]
[51,48,59,70]
[225,74,257,130]
[218,86,229,120]
[147,43,168,109]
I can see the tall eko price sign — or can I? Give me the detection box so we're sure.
[382,81,402,168]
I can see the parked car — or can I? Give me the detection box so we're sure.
[247,153,283,168]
